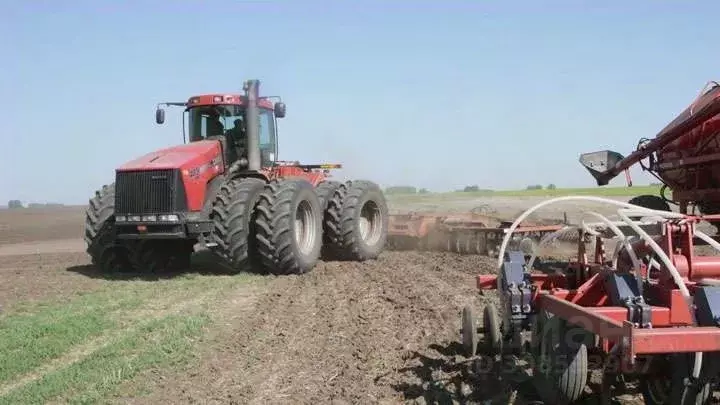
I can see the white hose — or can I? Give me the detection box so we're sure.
[614,208,705,378]
[693,229,720,253]
[496,196,676,270]
[526,226,580,271]
[582,211,642,272]
[525,212,641,272]
[496,195,704,377]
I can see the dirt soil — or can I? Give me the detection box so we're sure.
[117,251,509,405]
[0,200,656,404]
[0,207,84,245]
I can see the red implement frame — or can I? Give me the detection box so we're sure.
[476,214,720,366]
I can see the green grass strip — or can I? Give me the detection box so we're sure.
[0,287,151,384]
[0,313,210,405]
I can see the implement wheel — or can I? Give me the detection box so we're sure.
[461,305,478,357]
[532,309,588,405]
[483,303,502,355]
[639,353,711,405]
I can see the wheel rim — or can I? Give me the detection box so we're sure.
[294,200,317,255]
[359,200,382,245]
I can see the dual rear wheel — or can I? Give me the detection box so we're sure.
[212,177,389,275]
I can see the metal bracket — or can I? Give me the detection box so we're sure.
[627,297,652,328]
[605,272,652,328]
[501,251,534,334]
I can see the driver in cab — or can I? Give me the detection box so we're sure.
[226,118,247,161]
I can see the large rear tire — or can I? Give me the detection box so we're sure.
[255,178,323,275]
[315,180,342,211]
[323,180,389,261]
[84,183,135,273]
[210,177,267,274]
[628,195,671,220]
[315,180,343,260]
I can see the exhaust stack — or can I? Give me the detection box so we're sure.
[244,79,261,171]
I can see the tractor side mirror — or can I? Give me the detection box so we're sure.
[274,102,286,118]
[155,108,165,124]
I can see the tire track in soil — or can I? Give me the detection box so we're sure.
[129,251,506,405]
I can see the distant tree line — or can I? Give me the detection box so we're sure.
[460,185,493,193]
[6,200,65,209]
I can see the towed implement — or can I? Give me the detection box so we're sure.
[387,209,567,257]
[461,81,720,404]
[84,79,388,275]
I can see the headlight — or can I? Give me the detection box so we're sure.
[116,215,127,222]
[129,215,142,222]
[158,214,180,222]
[142,215,157,222]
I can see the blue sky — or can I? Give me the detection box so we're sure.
[2,1,719,204]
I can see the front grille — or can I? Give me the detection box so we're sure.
[115,169,187,214]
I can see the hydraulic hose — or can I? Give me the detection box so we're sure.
[496,195,681,270]
[496,195,702,377]
[617,208,706,378]
[582,211,641,271]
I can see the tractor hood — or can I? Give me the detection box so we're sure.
[116,140,222,172]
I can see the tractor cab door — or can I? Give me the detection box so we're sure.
[258,108,278,167]
[188,107,238,168]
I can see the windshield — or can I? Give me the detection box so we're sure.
[187,104,244,141]
[186,104,277,166]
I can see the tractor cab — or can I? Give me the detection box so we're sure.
[155,86,286,171]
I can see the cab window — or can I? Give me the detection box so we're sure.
[258,109,277,164]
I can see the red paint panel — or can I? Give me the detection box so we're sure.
[477,275,498,290]
[117,140,224,212]
[647,284,694,325]
[632,327,720,354]
[590,307,671,326]
[117,140,221,171]
[539,294,626,340]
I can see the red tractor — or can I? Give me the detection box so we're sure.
[84,79,389,275]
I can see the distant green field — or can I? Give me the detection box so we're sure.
[386,185,663,203]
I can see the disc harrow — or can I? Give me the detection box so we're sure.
[387,210,568,257]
